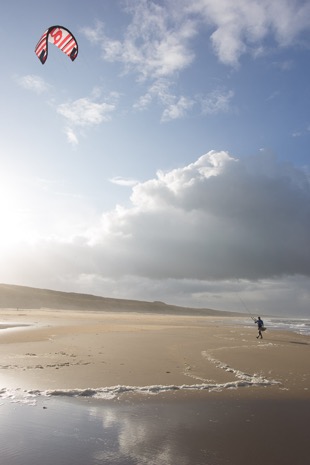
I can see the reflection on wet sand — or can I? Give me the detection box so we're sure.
[1,394,309,465]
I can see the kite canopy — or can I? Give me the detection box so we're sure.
[35,26,78,64]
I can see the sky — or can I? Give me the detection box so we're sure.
[1,0,310,317]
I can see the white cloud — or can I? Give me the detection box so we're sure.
[56,91,118,144]
[110,177,139,187]
[133,79,194,121]
[9,150,308,288]
[82,1,197,80]
[83,0,310,73]
[16,74,50,94]
[65,127,79,146]
[81,1,310,125]
[201,89,234,114]
[135,82,232,121]
[133,79,172,111]
[45,152,310,288]
[161,95,195,122]
[188,0,310,66]
[81,151,310,283]
[57,97,115,127]
[2,150,310,315]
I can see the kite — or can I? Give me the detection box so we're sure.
[35,26,78,64]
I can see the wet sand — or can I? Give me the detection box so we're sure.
[0,308,309,464]
[0,393,309,465]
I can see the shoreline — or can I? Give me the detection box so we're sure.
[0,308,309,399]
[1,308,309,465]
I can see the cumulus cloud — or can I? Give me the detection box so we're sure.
[189,0,310,66]
[7,150,310,283]
[57,97,115,126]
[161,95,195,122]
[82,2,198,121]
[16,74,118,144]
[81,151,310,283]
[16,74,50,94]
[83,0,310,72]
[133,79,194,121]
[56,91,118,144]
[2,150,310,315]
[82,0,310,122]
[133,79,175,111]
[82,3,196,80]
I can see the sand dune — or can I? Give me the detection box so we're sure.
[0,283,240,316]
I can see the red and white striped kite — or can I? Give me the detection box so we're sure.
[35,26,78,64]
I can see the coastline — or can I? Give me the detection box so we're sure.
[0,308,309,398]
[1,308,309,465]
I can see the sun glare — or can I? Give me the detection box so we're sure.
[0,183,30,248]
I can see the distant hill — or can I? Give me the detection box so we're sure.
[0,283,241,317]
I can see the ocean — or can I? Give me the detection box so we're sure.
[242,317,310,336]
[264,317,310,336]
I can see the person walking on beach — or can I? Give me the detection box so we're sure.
[254,316,264,339]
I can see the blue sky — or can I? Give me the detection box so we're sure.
[1,0,310,316]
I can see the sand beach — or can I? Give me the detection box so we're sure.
[0,302,309,464]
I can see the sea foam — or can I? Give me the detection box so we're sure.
[0,351,280,404]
